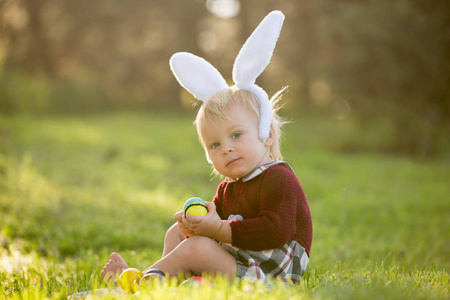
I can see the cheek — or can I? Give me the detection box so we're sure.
[208,151,220,163]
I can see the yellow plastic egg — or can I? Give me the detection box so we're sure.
[183,198,208,217]
[186,205,208,216]
[118,268,143,293]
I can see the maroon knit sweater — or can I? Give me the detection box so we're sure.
[213,164,313,256]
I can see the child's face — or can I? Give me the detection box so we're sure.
[201,103,274,180]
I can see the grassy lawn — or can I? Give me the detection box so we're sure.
[0,111,449,299]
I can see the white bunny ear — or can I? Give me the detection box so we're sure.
[170,52,228,102]
[232,11,284,85]
[232,11,285,142]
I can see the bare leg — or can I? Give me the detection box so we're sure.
[162,223,186,257]
[144,235,237,279]
[101,226,236,283]
[101,224,185,281]
[101,252,129,281]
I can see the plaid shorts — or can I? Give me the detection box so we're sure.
[220,239,309,283]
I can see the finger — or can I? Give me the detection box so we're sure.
[182,214,189,225]
[205,202,216,213]
[174,210,183,222]
[177,221,187,230]
[180,226,195,236]
[182,215,194,230]
[185,212,202,223]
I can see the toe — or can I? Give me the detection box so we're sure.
[110,252,122,262]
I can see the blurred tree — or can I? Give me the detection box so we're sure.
[314,0,450,155]
[0,0,449,155]
[22,0,55,75]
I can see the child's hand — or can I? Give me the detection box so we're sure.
[182,202,223,239]
[174,210,196,237]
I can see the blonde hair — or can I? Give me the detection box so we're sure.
[195,87,287,161]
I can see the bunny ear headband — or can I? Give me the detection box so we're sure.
[169,10,285,142]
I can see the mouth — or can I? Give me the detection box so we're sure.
[226,158,242,167]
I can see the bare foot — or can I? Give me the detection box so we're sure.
[101,252,129,281]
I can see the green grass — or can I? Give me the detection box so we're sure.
[0,111,449,299]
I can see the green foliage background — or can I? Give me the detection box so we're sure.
[1,0,449,156]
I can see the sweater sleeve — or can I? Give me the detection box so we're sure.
[212,180,226,219]
[230,166,299,250]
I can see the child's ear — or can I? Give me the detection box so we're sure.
[264,124,276,147]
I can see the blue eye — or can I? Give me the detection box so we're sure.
[211,142,220,149]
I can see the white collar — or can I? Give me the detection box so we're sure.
[241,160,292,182]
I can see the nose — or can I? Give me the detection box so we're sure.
[221,143,234,155]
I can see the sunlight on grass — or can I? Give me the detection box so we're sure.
[0,111,449,299]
